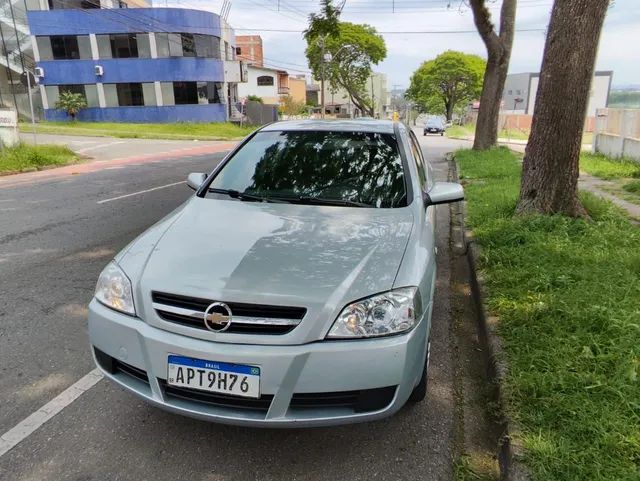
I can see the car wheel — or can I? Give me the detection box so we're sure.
[423,133,427,136]
[440,132,444,136]
[408,340,430,403]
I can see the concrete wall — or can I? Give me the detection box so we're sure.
[502,73,532,113]
[503,71,612,116]
[289,77,306,104]
[594,108,640,161]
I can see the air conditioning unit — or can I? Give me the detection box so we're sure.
[34,67,44,78]
[94,65,104,76]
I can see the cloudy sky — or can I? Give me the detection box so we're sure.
[162,0,639,89]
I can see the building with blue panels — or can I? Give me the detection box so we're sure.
[1,0,242,122]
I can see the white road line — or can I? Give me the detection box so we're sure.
[97,181,186,204]
[0,369,103,458]
[76,141,126,154]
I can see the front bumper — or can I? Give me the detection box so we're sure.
[88,299,428,427]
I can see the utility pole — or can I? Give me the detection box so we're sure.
[370,76,375,118]
[318,36,327,119]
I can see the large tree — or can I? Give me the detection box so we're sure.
[406,51,485,121]
[305,2,386,117]
[516,0,610,216]
[469,0,517,150]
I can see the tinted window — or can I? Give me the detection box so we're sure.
[110,34,138,58]
[408,132,427,188]
[208,131,407,208]
[426,119,443,128]
[116,83,144,106]
[50,35,80,59]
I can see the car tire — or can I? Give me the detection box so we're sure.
[423,133,427,136]
[408,340,430,403]
[440,132,444,136]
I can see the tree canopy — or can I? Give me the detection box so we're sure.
[406,51,486,121]
[304,1,386,116]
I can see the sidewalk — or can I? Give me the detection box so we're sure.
[579,173,640,222]
[501,141,640,222]
[19,133,235,162]
[1,138,237,188]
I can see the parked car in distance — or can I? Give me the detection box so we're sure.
[89,119,464,427]
[424,118,445,136]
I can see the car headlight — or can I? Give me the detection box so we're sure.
[95,261,136,316]
[327,287,422,339]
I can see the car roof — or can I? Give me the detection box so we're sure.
[261,119,397,134]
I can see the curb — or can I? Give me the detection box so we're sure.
[448,153,531,481]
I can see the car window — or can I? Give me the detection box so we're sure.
[208,130,407,208]
[408,131,428,189]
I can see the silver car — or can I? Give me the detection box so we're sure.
[88,120,463,427]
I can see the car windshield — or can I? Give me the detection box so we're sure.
[206,130,407,208]
[426,119,443,127]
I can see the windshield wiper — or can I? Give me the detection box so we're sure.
[208,188,291,203]
[291,196,372,208]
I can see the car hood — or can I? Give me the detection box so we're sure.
[120,197,414,343]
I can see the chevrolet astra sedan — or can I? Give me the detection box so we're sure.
[89,119,463,427]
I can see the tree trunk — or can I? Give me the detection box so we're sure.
[473,52,509,149]
[470,0,516,150]
[516,0,610,217]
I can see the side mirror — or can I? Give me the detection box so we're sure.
[187,172,207,191]
[424,182,464,206]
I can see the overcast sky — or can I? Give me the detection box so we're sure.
[162,0,639,89]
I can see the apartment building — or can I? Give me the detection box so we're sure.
[1,0,242,122]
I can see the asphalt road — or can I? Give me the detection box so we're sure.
[0,134,471,481]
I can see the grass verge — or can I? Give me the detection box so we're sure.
[448,124,593,145]
[580,153,640,180]
[457,147,640,481]
[0,143,78,174]
[20,121,256,141]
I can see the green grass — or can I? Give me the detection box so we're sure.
[446,124,475,139]
[448,124,593,145]
[580,153,640,180]
[0,143,78,174]
[457,147,640,481]
[623,180,640,195]
[20,121,256,141]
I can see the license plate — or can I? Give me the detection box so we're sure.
[167,355,260,398]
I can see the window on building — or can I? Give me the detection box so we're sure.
[48,0,100,8]
[46,84,99,108]
[117,83,144,106]
[194,34,220,59]
[516,89,522,95]
[155,33,221,58]
[236,47,242,55]
[173,82,198,104]
[508,89,513,95]
[96,34,150,59]
[172,82,223,105]
[181,34,196,57]
[257,76,274,86]
[109,34,138,59]
[49,35,91,60]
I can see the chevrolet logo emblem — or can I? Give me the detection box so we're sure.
[203,302,233,332]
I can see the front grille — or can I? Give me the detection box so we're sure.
[158,380,396,414]
[158,380,274,411]
[290,386,397,413]
[151,291,306,335]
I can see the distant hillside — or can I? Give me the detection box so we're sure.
[609,90,640,108]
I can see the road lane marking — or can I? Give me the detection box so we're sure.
[76,141,126,154]
[0,369,103,458]
[97,181,186,204]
